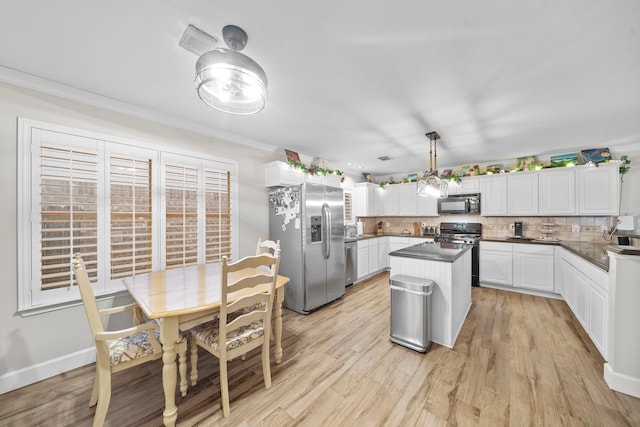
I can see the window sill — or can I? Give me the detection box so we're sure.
[17,289,131,317]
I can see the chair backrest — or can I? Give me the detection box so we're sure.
[219,251,281,354]
[72,254,105,336]
[256,238,280,256]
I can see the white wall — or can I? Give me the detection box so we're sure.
[0,83,278,392]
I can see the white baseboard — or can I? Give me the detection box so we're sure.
[0,347,95,395]
[604,363,640,398]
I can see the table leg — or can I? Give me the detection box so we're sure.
[274,287,284,363]
[160,317,179,427]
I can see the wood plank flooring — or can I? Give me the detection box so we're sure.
[1,272,639,426]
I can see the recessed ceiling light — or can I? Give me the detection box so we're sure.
[358,166,363,169]
[346,162,353,166]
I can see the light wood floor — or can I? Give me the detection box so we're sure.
[2,272,639,426]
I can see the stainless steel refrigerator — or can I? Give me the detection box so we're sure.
[268,183,345,314]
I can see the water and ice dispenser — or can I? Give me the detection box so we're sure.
[310,215,322,242]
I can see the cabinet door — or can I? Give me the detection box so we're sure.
[416,194,438,216]
[353,183,368,217]
[398,183,417,215]
[513,245,554,292]
[479,242,513,285]
[574,269,590,328]
[589,283,607,358]
[576,165,619,215]
[539,168,576,215]
[378,237,389,270]
[508,173,538,215]
[368,239,379,275]
[357,243,369,279]
[372,185,384,216]
[460,177,480,194]
[383,185,400,215]
[480,175,507,215]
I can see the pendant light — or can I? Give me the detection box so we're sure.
[417,131,449,198]
[195,25,268,115]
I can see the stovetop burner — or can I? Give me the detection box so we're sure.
[438,222,483,244]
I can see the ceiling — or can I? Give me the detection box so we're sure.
[1,1,639,177]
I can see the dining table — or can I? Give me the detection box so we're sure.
[123,262,290,427]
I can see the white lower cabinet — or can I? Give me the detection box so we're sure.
[368,241,379,275]
[378,237,389,270]
[513,244,554,292]
[557,247,608,359]
[357,239,370,280]
[479,241,513,286]
[356,237,388,280]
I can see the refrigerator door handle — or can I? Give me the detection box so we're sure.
[323,203,331,260]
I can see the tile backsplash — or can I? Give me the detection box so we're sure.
[357,215,624,244]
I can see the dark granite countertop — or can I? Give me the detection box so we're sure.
[354,233,435,241]
[482,237,612,271]
[388,242,472,263]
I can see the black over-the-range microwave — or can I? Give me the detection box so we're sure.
[437,193,481,214]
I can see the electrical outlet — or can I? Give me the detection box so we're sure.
[572,224,581,233]
[601,225,608,232]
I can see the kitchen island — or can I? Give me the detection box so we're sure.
[389,242,473,348]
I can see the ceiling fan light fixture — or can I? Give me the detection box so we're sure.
[194,25,268,115]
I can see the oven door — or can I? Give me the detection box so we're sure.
[437,197,468,214]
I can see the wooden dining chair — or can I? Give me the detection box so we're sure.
[72,254,188,427]
[256,237,280,257]
[188,251,281,417]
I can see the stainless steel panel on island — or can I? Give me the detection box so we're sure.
[389,242,473,348]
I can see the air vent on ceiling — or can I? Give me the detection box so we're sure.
[179,24,218,56]
[378,155,392,161]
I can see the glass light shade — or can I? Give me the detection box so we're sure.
[195,48,268,115]
[417,175,449,198]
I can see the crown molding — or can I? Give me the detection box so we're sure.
[0,65,276,153]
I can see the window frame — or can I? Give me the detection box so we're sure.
[17,118,239,314]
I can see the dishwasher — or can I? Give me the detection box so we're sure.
[345,240,357,286]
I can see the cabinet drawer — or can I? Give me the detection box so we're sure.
[480,241,513,252]
[514,244,554,256]
[357,238,371,248]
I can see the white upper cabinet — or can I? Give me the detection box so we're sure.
[448,176,480,195]
[382,184,400,216]
[507,172,539,215]
[264,161,303,187]
[539,168,576,215]
[383,183,417,216]
[416,194,438,216]
[398,183,417,216]
[354,182,383,217]
[480,175,507,216]
[576,164,619,215]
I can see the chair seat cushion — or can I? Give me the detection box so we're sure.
[107,329,160,365]
[190,318,264,352]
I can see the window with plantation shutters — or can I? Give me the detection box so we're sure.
[205,168,232,262]
[39,139,99,295]
[18,119,238,313]
[165,163,199,268]
[110,155,153,279]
